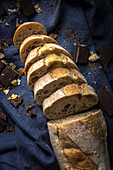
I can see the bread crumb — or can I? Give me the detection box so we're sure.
[1,60,7,65]
[11,94,18,99]
[17,79,21,85]
[8,8,19,14]
[49,33,57,39]
[34,3,42,13]
[0,53,5,59]
[10,63,16,69]
[4,89,10,95]
[7,97,11,100]
[16,18,20,28]
[89,52,100,62]
[5,22,10,26]
[99,66,102,69]
[88,72,91,75]
[17,68,24,75]
[11,80,17,86]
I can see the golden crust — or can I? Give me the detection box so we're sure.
[20,35,58,64]
[13,22,47,49]
[24,43,73,76]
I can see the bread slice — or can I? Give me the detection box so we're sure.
[20,35,58,64]
[34,68,87,105]
[27,54,79,90]
[24,43,72,76]
[47,109,110,170]
[43,83,98,119]
[13,22,47,49]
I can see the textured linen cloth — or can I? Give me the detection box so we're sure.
[0,0,113,169]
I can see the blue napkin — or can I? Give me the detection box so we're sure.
[0,0,113,169]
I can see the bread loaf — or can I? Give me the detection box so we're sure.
[47,109,111,170]
[27,54,78,90]
[24,43,72,76]
[34,68,87,105]
[43,83,98,119]
[20,35,58,64]
[13,22,47,49]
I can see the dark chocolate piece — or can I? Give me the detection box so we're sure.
[10,97,23,108]
[21,0,36,18]
[100,46,113,66]
[0,61,6,73]
[0,3,7,18]
[27,111,37,118]
[98,85,113,116]
[26,104,34,111]
[73,44,89,64]
[0,65,21,88]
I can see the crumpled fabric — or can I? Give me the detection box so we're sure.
[0,0,113,169]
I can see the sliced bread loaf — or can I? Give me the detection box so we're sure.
[34,68,87,105]
[27,54,79,90]
[20,35,58,64]
[24,43,72,76]
[47,109,110,170]
[13,22,47,49]
[43,83,98,119]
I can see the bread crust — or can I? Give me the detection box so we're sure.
[13,22,47,49]
[24,43,73,76]
[43,84,99,119]
[20,35,59,64]
[34,68,87,105]
[47,109,111,170]
[27,54,78,90]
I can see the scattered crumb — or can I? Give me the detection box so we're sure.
[0,52,5,59]
[88,72,91,75]
[4,89,10,95]
[11,80,17,86]
[6,127,13,132]
[89,52,100,62]
[10,63,16,69]
[26,104,34,111]
[1,60,7,65]
[7,97,11,100]
[17,79,21,85]
[27,111,37,118]
[99,66,102,69]
[16,18,20,28]
[49,33,57,39]
[11,94,18,99]
[5,22,10,26]
[17,68,24,75]
[8,8,19,14]
[34,3,42,13]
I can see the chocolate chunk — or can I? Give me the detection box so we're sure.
[0,65,21,88]
[98,85,113,116]
[20,0,36,17]
[0,61,6,73]
[27,111,37,118]
[100,46,113,66]
[26,104,34,111]
[73,44,89,64]
[0,3,7,18]
[10,97,23,107]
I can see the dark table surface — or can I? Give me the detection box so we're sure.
[0,0,113,169]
